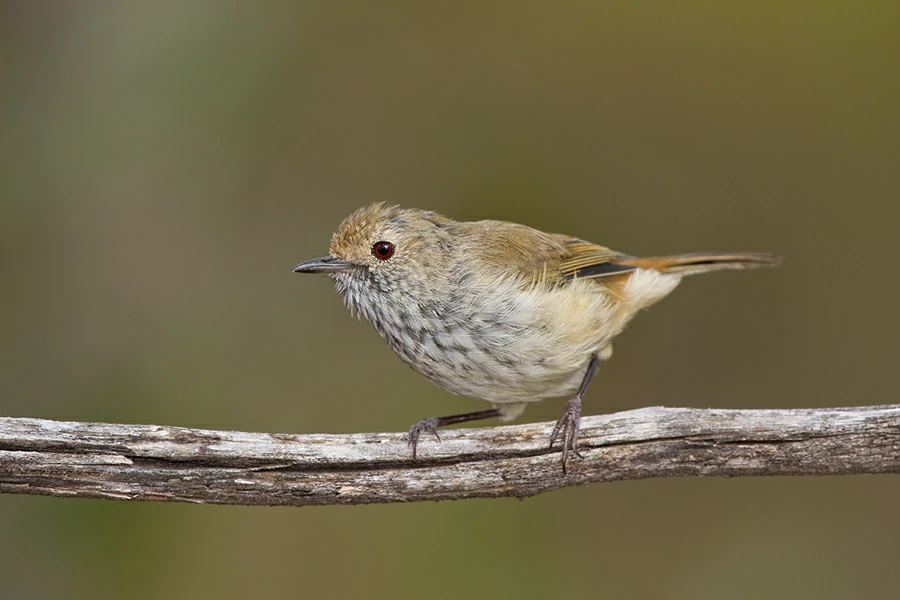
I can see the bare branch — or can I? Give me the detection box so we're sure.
[1,405,898,506]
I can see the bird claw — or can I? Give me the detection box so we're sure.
[408,417,442,460]
[549,396,583,474]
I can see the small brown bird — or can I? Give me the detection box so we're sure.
[293,204,779,471]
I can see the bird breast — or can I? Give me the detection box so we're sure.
[334,271,663,403]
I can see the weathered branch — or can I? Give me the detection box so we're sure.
[1,405,898,506]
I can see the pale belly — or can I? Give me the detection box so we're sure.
[343,268,681,404]
[367,279,625,403]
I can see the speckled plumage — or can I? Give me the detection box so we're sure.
[294,203,779,468]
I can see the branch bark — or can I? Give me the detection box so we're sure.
[1,405,898,506]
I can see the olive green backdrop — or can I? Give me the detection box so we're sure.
[2,2,898,599]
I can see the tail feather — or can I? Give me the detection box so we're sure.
[619,252,781,276]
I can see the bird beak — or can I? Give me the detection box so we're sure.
[292,256,351,274]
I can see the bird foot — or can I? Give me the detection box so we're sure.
[407,417,442,460]
[549,396,583,474]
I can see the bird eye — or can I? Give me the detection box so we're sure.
[372,241,395,260]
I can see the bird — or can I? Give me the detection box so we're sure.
[293,203,779,472]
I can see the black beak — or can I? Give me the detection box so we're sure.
[292,256,351,274]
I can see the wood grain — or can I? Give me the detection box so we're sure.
[1,405,898,506]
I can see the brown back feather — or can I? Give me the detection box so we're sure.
[459,221,636,284]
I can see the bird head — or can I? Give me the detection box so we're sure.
[292,203,455,314]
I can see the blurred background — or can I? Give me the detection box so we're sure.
[1,2,898,599]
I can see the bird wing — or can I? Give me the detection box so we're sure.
[464,221,636,285]
[552,236,637,281]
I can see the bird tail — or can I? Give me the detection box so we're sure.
[618,252,781,276]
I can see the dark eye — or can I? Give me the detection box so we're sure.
[372,241,395,260]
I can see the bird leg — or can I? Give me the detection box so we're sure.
[549,354,600,473]
[407,408,501,460]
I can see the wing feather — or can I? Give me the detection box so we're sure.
[462,221,635,284]
[554,237,636,280]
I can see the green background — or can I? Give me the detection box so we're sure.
[2,2,898,599]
